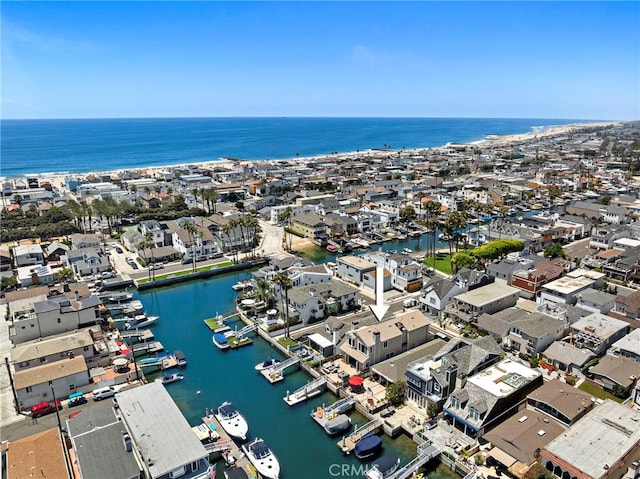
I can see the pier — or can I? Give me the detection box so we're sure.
[198,411,252,475]
[132,340,163,356]
[260,356,300,383]
[120,329,155,342]
[337,418,382,454]
[386,442,441,479]
[283,377,327,406]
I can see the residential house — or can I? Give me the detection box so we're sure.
[405,336,503,411]
[574,288,615,314]
[569,312,629,356]
[287,264,333,288]
[488,256,544,286]
[286,281,360,324]
[45,241,70,264]
[16,264,55,287]
[336,255,378,287]
[64,247,110,277]
[138,220,165,247]
[526,378,594,427]
[420,269,492,317]
[608,328,640,362]
[6,428,72,479]
[121,230,144,252]
[117,382,210,479]
[541,341,595,375]
[69,233,102,250]
[589,224,632,250]
[339,310,430,371]
[290,213,327,242]
[443,358,543,439]
[588,355,640,395]
[172,218,219,260]
[510,257,572,299]
[363,252,423,292]
[612,289,640,322]
[444,282,520,324]
[539,269,605,306]
[12,244,45,267]
[373,339,447,386]
[540,400,640,479]
[10,294,102,344]
[67,407,141,479]
[14,355,90,410]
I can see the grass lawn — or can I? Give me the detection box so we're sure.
[203,318,225,330]
[216,261,233,268]
[578,382,623,403]
[423,253,453,276]
[277,337,299,348]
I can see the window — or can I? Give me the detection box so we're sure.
[57,318,61,323]
[191,461,199,472]
[26,386,32,393]
[383,341,388,349]
[169,466,186,478]
[69,385,75,391]
[84,346,89,351]
[40,357,46,363]
[450,396,460,409]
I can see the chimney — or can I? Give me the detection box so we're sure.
[123,432,132,452]
[74,290,80,301]
[445,364,458,393]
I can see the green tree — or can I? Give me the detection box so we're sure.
[54,267,75,282]
[273,272,292,339]
[385,380,405,407]
[451,252,477,272]
[544,242,566,259]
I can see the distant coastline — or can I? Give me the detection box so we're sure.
[0,117,614,180]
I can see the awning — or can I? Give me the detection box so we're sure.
[308,333,333,349]
[112,357,129,367]
[349,376,364,387]
[241,299,255,306]
[266,309,278,316]
[489,447,517,468]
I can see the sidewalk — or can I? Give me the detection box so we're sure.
[0,305,25,429]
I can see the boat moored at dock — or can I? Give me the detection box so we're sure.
[365,455,401,479]
[174,349,187,367]
[212,332,230,350]
[255,357,280,371]
[124,314,159,330]
[354,432,383,459]
[155,372,184,385]
[242,438,280,479]
[214,402,249,441]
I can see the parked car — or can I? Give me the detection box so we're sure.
[151,263,164,270]
[115,247,124,254]
[30,400,62,418]
[92,386,116,401]
[68,391,88,408]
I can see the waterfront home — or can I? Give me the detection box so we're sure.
[589,224,632,250]
[286,281,359,324]
[444,282,520,324]
[290,213,327,241]
[121,230,145,251]
[540,400,640,479]
[373,338,447,386]
[539,269,605,306]
[137,219,165,247]
[286,264,333,288]
[5,428,72,479]
[116,382,210,479]
[405,336,503,412]
[477,308,566,357]
[569,312,628,356]
[608,328,640,362]
[442,358,542,439]
[589,355,640,396]
[10,292,101,344]
[12,244,45,268]
[67,406,141,479]
[540,341,595,374]
[13,355,90,410]
[339,310,430,372]
[63,247,110,277]
[172,217,219,259]
[336,255,378,288]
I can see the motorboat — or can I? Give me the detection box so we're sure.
[402,247,413,254]
[232,280,252,291]
[155,372,184,385]
[129,299,144,311]
[212,333,230,350]
[124,314,159,330]
[107,292,133,303]
[255,357,280,371]
[214,402,249,441]
[242,438,280,479]
[323,414,351,435]
[174,349,187,367]
[354,432,383,459]
[365,455,401,479]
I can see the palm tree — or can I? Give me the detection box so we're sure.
[181,221,199,272]
[144,231,157,280]
[139,234,153,280]
[272,272,292,338]
[255,278,274,309]
[498,205,510,240]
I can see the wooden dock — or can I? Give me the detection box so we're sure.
[200,411,252,475]
[337,418,382,454]
[283,377,327,406]
[260,356,300,383]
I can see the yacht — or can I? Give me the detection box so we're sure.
[124,314,159,330]
[212,332,230,350]
[242,438,280,479]
[214,402,249,440]
[231,280,252,292]
[255,357,280,371]
[155,372,184,385]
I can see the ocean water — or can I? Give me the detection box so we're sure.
[0,117,586,177]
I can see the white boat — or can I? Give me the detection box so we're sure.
[129,299,144,311]
[155,372,184,385]
[107,292,133,303]
[212,332,230,350]
[255,357,280,371]
[124,314,159,330]
[231,280,252,291]
[242,438,280,479]
[402,247,413,254]
[214,402,249,441]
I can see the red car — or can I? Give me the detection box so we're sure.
[30,400,62,418]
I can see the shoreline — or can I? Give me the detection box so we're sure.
[1,120,622,183]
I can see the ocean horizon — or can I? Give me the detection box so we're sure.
[1,116,594,178]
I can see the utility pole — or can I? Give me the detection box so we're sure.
[4,357,19,413]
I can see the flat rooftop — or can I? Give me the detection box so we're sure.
[467,359,541,398]
[455,283,519,307]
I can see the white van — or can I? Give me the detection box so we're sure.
[92,386,116,401]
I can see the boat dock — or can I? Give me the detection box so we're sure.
[260,356,300,383]
[199,411,252,475]
[120,329,155,342]
[337,418,382,454]
[387,442,441,479]
[283,377,327,406]
[132,340,163,356]
[311,396,355,426]
[137,354,178,372]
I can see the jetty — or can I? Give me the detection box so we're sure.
[260,356,300,383]
[338,418,382,454]
[283,377,327,406]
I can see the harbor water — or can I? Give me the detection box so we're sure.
[135,267,459,478]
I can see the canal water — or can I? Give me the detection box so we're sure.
[136,266,459,478]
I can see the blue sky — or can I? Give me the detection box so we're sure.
[2,2,639,120]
